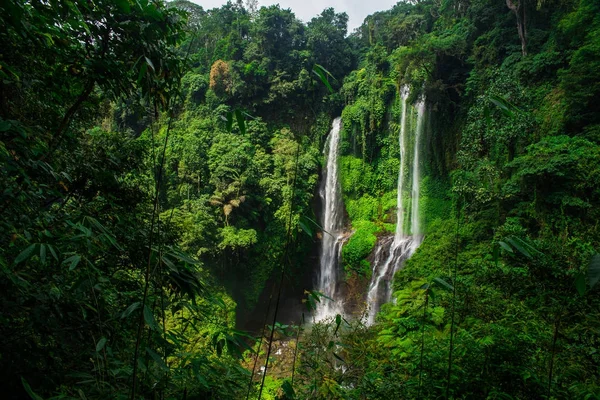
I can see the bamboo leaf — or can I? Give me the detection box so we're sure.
[146,347,168,371]
[21,377,43,400]
[95,337,107,352]
[312,64,334,93]
[121,302,141,319]
[137,62,147,85]
[489,94,520,118]
[506,237,532,259]
[588,253,600,289]
[63,254,81,271]
[575,272,587,296]
[39,244,46,265]
[143,305,158,330]
[281,380,295,399]
[144,56,155,72]
[47,244,58,261]
[115,0,131,13]
[298,219,313,237]
[15,244,36,264]
[498,241,513,253]
[334,314,342,336]
[332,352,345,363]
[234,109,246,135]
[226,111,233,132]
[432,277,454,291]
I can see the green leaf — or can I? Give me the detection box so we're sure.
[0,120,12,132]
[63,254,81,270]
[312,64,334,93]
[588,253,600,289]
[332,352,345,363]
[115,0,131,13]
[121,302,141,319]
[234,109,246,135]
[216,338,225,357]
[428,288,436,302]
[226,111,233,132]
[334,314,342,336]
[144,56,155,72]
[281,380,296,399]
[575,272,587,296]
[15,244,36,264]
[483,104,491,125]
[39,244,46,265]
[96,337,107,352]
[298,219,313,237]
[506,237,532,259]
[47,244,58,261]
[432,277,454,291]
[146,347,168,371]
[498,241,513,253]
[137,62,147,85]
[489,94,520,118]
[143,305,158,330]
[21,377,43,400]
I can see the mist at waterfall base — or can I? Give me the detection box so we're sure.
[365,89,426,325]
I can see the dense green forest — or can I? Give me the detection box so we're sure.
[1,0,600,398]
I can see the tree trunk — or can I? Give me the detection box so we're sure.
[506,0,527,56]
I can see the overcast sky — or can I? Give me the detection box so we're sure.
[191,0,399,33]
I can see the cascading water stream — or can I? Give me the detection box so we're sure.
[409,99,425,252]
[365,89,426,325]
[314,117,345,321]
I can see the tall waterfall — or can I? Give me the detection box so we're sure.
[315,117,345,321]
[365,89,426,325]
[409,99,426,252]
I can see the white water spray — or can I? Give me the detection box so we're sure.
[315,117,345,321]
[365,89,426,325]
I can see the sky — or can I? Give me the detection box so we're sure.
[190,0,399,33]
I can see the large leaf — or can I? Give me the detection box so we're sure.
[146,347,168,371]
[312,64,334,93]
[498,241,513,253]
[281,380,296,399]
[121,302,141,319]
[334,314,342,336]
[95,337,107,352]
[588,253,600,289]
[432,277,454,291]
[234,109,246,135]
[489,94,520,118]
[21,377,43,400]
[575,272,587,296]
[143,305,158,330]
[15,244,36,264]
[506,237,532,259]
[63,254,81,271]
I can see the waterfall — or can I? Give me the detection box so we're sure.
[315,117,345,321]
[365,89,426,325]
[410,99,425,251]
